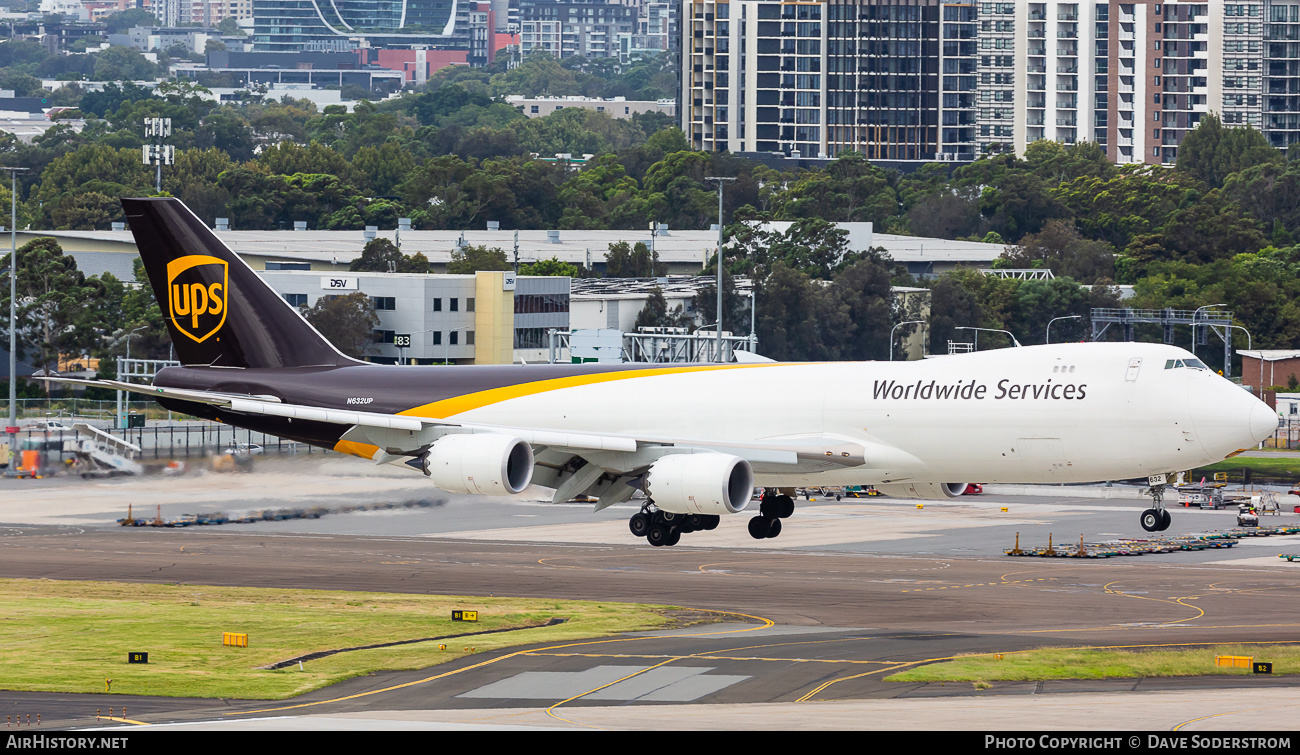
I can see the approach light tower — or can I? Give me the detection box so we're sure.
[142,118,174,193]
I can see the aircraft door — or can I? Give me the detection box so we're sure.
[1125,357,1142,381]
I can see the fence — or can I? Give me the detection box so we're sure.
[2,422,320,465]
[1265,417,1300,451]
[3,399,176,425]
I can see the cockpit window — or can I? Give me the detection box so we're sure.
[1165,358,1208,370]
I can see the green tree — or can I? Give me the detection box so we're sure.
[300,291,379,359]
[195,108,256,162]
[1220,160,1300,244]
[777,151,899,225]
[978,171,1062,242]
[604,240,662,277]
[520,257,580,277]
[217,17,244,35]
[692,267,750,338]
[92,46,161,81]
[349,238,429,273]
[104,9,160,34]
[1176,113,1281,190]
[633,286,692,330]
[997,219,1116,284]
[927,272,986,355]
[754,262,819,361]
[0,238,100,381]
[447,244,511,274]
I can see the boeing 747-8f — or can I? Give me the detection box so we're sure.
[48,199,1278,546]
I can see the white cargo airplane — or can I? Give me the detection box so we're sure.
[48,199,1279,546]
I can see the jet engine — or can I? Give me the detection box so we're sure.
[645,453,753,515]
[873,482,969,500]
[421,433,534,496]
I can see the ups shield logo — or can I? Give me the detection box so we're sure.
[167,255,228,343]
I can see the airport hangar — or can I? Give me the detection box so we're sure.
[20,220,1005,284]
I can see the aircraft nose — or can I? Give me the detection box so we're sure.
[1250,399,1279,444]
[1188,375,1278,455]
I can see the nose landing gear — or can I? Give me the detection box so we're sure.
[1140,481,1172,532]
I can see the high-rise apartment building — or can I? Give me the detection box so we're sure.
[684,1,1300,163]
[517,0,638,58]
[683,0,978,159]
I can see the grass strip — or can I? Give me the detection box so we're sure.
[0,578,679,699]
[886,645,1300,683]
[1190,457,1300,484]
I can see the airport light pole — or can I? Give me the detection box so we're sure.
[5,166,27,462]
[748,288,757,355]
[117,325,146,429]
[445,326,465,366]
[956,326,1022,350]
[705,177,736,362]
[1190,304,1225,358]
[1221,324,1254,385]
[1045,314,1082,344]
[889,320,926,362]
[405,328,439,366]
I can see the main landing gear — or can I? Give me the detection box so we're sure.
[628,501,719,547]
[1140,482,1172,532]
[749,490,795,540]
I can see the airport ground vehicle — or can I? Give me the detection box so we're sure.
[47,198,1279,546]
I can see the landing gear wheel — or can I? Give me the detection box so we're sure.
[647,524,670,547]
[684,514,704,533]
[664,528,681,546]
[629,512,650,538]
[763,494,795,519]
[765,517,783,538]
[748,516,769,540]
[1160,509,1172,531]
[702,515,720,530]
[1140,508,1162,532]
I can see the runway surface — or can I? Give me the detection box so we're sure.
[2,456,1299,730]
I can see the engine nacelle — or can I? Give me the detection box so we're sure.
[422,433,534,496]
[873,482,969,500]
[645,453,753,515]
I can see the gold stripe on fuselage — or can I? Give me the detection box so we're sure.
[397,363,779,420]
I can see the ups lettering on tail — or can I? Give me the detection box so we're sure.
[166,254,229,343]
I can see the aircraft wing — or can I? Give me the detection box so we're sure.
[39,377,867,470]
